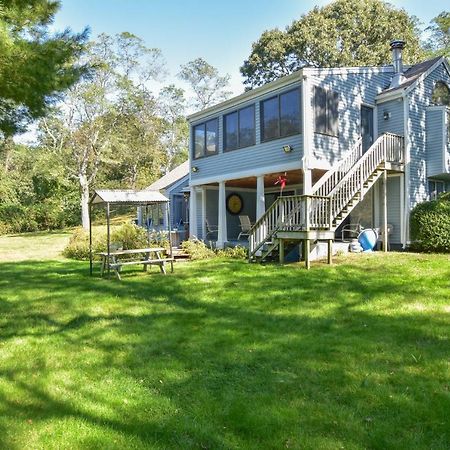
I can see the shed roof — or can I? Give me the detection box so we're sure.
[91,189,169,205]
[145,161,189,192]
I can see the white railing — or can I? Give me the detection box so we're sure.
[248,195,331,257]
[326,133,404,221]
[312,137,363,197]
[248,133,404,259]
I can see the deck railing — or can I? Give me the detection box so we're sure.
[312,137,363,197]
[248,195,331,256]
[326,133,404,221]
[248,133,404,259]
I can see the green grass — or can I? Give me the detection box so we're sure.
[0,230,71,261]
[0,233,449,449]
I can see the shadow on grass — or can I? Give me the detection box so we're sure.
[0,257,449,448]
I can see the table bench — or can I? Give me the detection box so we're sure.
[98,247,174,280]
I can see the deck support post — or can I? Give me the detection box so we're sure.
[304,239,310,270]
[279,239,285,264]
[217,181,227,249]
[106,202,111,277]
[383,169,388,252]
[189,187,198,239]
[327,239,333,265]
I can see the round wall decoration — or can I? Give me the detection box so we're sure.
[226,193,244,215]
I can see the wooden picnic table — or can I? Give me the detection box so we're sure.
[98,247,174,280]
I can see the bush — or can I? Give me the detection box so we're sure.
[410,198,450,253]
[181,239,216,260]
[63,227,106,260]
[217,245,248,259]
[181,240,248,260]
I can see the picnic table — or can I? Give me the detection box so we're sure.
[98,247,174,280]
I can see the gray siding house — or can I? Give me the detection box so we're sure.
[187,41,450,261]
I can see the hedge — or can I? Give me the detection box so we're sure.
[410,195,450,253]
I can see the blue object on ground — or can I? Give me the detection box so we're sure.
[358,229,378,251]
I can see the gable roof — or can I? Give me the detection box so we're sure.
[377,57,450,101]
[145,161,189,192]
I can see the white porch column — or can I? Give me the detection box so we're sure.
[216,181,228,248]
[256,175,266,220]
[189,187,197,238]
[201,187,207,239]
[303,168,312,195]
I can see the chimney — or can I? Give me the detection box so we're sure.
[389,39,406,88]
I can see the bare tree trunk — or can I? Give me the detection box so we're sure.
[80,174,90,230]
[2,136,14,172]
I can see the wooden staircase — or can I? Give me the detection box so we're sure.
[248,133,405,266]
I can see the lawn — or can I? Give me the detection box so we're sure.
[0,233,449,449]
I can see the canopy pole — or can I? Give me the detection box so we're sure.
[106,202,111,276]
[89,201,93,276]
[167,201,173,259]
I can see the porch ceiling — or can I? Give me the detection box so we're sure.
[209,169,326,189]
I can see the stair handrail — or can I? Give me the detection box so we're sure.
[248,194,331,257]
[326,133,404,221]
[311,136,363,197]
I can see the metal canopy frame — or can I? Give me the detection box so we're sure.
[88,190,172,276]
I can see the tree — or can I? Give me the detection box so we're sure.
[178,58,231,110]
[425,12,450,58]
[241,0,426,89]
[0,0,87,137]
[38,33,166,229]
[158,85,188,173]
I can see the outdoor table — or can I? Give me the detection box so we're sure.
[97,247,174,280]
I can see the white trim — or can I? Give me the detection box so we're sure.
[402,91,410,248]
[187,71,303,122]
[189,161,302,186]
[301,75,312,169]
[376,57,449,103]
[304,66,394,76]
[201,187,206,239]
[189,186,198,238]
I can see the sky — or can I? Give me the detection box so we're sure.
[52,0,447,97]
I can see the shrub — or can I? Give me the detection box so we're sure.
[110,223,148,250]
[181,239,216,260]
[217,245,248,259]
[181,240,248,260]
[63,227,107,260]
[410,198,450,253]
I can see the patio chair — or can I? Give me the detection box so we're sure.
[205,219,218,240]
[238,215,253,240]
[341,219,363,242]
[376,223,394,250]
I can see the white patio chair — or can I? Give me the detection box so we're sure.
[205,219,218,240]
[238,215,253,240]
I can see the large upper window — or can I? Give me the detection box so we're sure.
[224,105,255,151]
[261,89,300,142]
[193,119,218,159]
[314,86,339,137]
[431,81,450,106]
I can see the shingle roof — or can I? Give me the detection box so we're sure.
[145,161,189,192]
[381,56,443,94]
[91,190,168,205]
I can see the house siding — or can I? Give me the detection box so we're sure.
[377,98,404,135]
[190,81,303,184]
[408,62,450,209]
[308,71,393,168]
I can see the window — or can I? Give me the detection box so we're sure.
[314,86,339,137]
[261,89,300,142]
[193,119,218,159]
[428,180,446,200]
[224,105,255,151]
[431,81,450,106]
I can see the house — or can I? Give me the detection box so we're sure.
[186,41,450,263]
[140,161,189,239]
